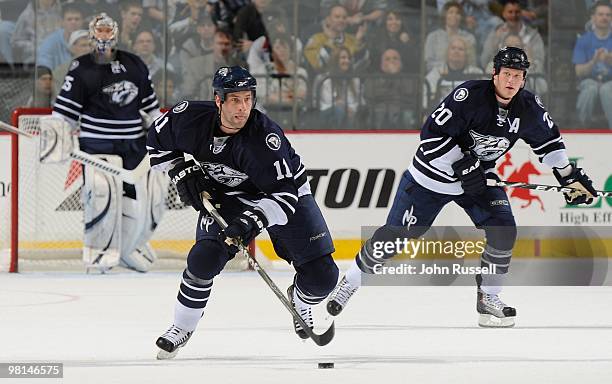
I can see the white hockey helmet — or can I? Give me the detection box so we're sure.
[89,13,118,55]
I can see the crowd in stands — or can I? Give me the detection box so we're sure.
[0,0,610,129]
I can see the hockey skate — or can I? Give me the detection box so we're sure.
[287,285,313,340]
[156,325,193,360]
[326,276,358,316]
[477,288,516,328]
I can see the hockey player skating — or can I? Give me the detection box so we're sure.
[327,47,598,327]
[51,13,166,272]
[148,66,338,359]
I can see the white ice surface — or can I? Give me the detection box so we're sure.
[2,271,612,384]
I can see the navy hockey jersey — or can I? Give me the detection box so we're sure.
[409,80,568,194]
[146,101,309,227]
[52,50,159,140]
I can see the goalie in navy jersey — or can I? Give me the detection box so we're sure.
[148,66,338,359]
[327,47,598,328]
[51,13,166,273]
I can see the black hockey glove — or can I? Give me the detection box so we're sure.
[553,163,597,205]
[168,159,214,211]
[452,154,486,196]
[222,209,268,255]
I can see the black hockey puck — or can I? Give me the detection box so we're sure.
[318,362,334,369]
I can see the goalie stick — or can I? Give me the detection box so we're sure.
[487,179,612,197]
[198,191,335,346]
[0,119,149,184]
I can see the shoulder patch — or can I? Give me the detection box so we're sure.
[265,133,281,151]
[534,95,545,109]
[69,60,79,71]
[453,87,469,102]
[172,100,189,113]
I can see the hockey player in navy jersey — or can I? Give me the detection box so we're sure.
[327,47,598,327]
[148,66,338,359]
[52,13,166,272]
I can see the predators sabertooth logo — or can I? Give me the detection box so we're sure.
[469,130,511,161]
[102,80,139,106]
[202,162,249,187]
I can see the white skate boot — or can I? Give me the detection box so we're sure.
[156,324,193,360]
[287,285,314,339]
[477,288,516,327]
[326,276,359,316]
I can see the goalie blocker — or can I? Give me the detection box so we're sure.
[39,115,167,272]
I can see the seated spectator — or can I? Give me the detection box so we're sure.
[37,4,84,71]
[73,0,118,24]
[170,0,209,50]
[316,46,364,128]
[572,1,611,128]
[364,48,416,129]
[132,29,173,78]
[265,14,303,63]
[367,9,418,73]
[304,4,368,73]
[207,0,250,31]
[436,0,501,46]
[27,66,53,107]
[320,0,387,31]
[52,29,90,100]
[181,29,246,99]
[153,70,181,108]
[179,12,216,69]
[11,0,62,63]
[425,1,477,71]
[484,33,547,95]
[117,0,144,51]
[480,0,544,70]
[425,35,483,108]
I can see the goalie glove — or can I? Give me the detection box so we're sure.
[168,159,215,211]
[222,209,268,256]
[553,163,597,205]
[452,154,486,196]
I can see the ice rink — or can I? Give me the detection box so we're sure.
[2,269,612,384]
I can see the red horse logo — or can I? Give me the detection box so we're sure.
[496,153,545,211]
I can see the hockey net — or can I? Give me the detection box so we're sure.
[0,108,254,272]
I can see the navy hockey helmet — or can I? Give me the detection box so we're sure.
[212,66,257,103]
[493,46,530,75]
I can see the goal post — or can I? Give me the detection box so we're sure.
[1,107,256,273]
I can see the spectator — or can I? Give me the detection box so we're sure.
[436,0,500,45]
[367,9,418,72]
[73,0,118,24]
[37,4,84,70]
[27,66,53,107]
[425,35,484,108]
[132,30,173,78]
[11,0,62,63]
[364,48,416,129]
[179,11,217,68]
[181,29,245,99]
[320,0,387,31]
[152,69,181,108]
[316,46,364,128]
[480,0,545,70]
[425,1,478,71]
[207,0,250,31]
[117,0,144,51]
[233,0,284,55]
[304,4,368,73]
[142,0,178,29]
[572,1,612,128]
[170,0,209,50]
[0,8,16,64]
[484,32,547,95]
[52,29,91,100]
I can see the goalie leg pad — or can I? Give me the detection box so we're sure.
[119,170,168,272]
[82,155,123,270]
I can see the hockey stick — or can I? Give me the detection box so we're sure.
[0,119,149,184]
[198,192,335,346]
[487,179,612,197]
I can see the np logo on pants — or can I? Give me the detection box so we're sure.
[402,206,418,228]
[200,216,215,232]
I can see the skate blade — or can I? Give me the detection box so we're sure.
[156,348,179,360]
[478,314,515,328]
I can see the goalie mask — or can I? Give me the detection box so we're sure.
[89,13,118,61]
